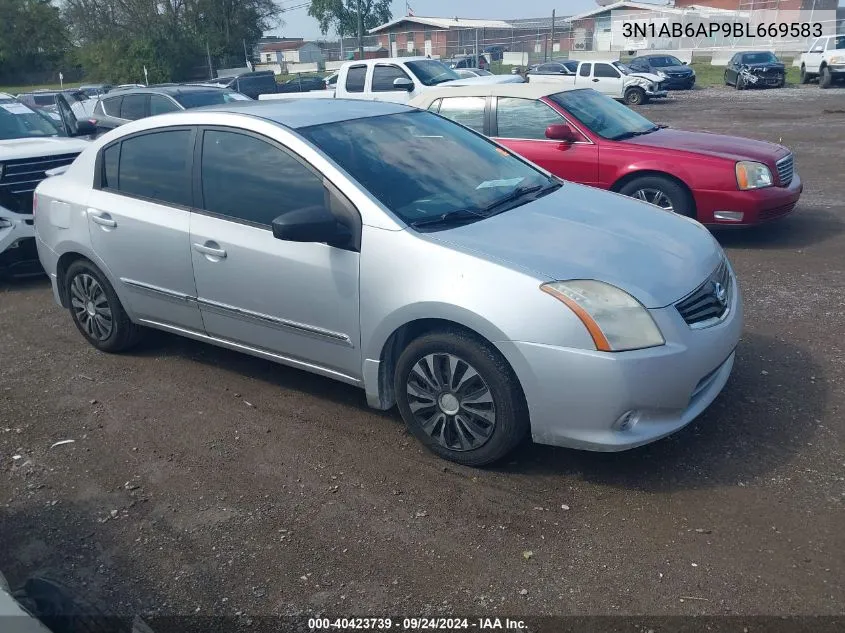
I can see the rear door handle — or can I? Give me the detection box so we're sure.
[193,242,227,259]
[90,212,117,228]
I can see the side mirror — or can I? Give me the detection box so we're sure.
[393,77,414,91]
[545,123,577,143]
[272,205,349,247]
[74,119,97,137]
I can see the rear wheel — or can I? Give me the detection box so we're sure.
[619,175,694,218]
[394,329,528,467]
[65,260,142,352]
[820,66,832,89]
[624,86,646,106]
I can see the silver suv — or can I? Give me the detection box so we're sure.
[34,100,742,465]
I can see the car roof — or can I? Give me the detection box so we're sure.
[198,99,411,129]
[638,54,681,59]
[409,83,586,106]
[104,86,233,97]
[737,50,776,55]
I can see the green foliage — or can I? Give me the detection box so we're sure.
[0,0,68,81]
[308,0,392,37]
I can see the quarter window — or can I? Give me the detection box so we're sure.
[115,130,193,206]
[437,96,485,133]
[594,63,620,78]
[102,144,120,189]
[120,94,147,120]
[345,66,366,93]
[496,97,564,140]
[200,130,325,227]
[372,65,411,91]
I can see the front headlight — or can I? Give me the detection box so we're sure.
[829,55,845,64]
[735,161,773,190]
[656,70,667,78]
[540,280,665,352]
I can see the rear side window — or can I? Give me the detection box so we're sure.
[579,63,591,77]
[115,130,193,206]
[372,65,411,91]
[102,96,123,116]
[120,94,147,120]
[199,130,325,227]
[496,97,564,140]
[345,66,366,93]
[437,96,485,133]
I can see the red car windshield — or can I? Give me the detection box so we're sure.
[548,89,658,141]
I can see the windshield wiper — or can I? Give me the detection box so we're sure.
[409,208,488,230]
[482,181,562,216]
[610,126,660,141]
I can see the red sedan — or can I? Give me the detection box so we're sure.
[410,85,802,226]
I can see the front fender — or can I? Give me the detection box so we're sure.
[605,158,697,192]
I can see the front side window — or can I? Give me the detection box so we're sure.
[120,94,147,120]
[149,94,181,115]
[173,90,249,108]
[496,97,563,140]
[115,130,193,206]
[579,63,591,77]
[372,65,411,91]
[594,63,620,78]
[300,110,553,228]
[200,130,325,227]
[549,89,657,141]
[437,96,485,133]
[345,66,366,93]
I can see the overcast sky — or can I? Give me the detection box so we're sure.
[272,0,601,39]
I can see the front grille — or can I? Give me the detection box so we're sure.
[0,153,79,214]
[776,153,794,187]
[675,259,732,328]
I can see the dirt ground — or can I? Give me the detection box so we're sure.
[1,85,844,629]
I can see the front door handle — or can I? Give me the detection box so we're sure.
[193,242,227,259]
[591,78,600,82]
[90,212,117,228]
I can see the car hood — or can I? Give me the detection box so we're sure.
[620,128,790,163]
[0,136,89,160]
[654,65,693,74]
[424,183,722,309]
[626,71,664,83]
[742,62,785,70]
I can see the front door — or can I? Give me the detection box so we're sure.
[492,96,599,187]
[87,127,203,330]
[804,37,826,73]
[591,62,625,98]
[189,128,362,379]
[370,64,413,104]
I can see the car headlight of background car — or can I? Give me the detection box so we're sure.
[540,280,665,352]
[656,70,667,78]
[735,161,773,190]
[829,55,845,64]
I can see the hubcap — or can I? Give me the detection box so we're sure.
[632,187,674,212]
[405,353,496,452]
[70,273,113,341]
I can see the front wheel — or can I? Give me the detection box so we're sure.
[800,65,810,84]
[394,330,528,466]
[736,75,745,90]
[820,66,832,89]
[724,71,730,86]
[65,260,142,352]
[624,86,646,106]
[619,175,694,218]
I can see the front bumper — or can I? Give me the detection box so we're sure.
[662,75,695,89]
[828,65,845,75]
[497,271,743,451]
[696,172,802,226]
[646,87,669,98]
[0,205,41,277]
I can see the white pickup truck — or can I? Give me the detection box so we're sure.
[527,60,666,106]
[799,33,845,88]
[259,57,522,105]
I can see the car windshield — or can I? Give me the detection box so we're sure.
[650,56,682,66]
[548,89,658,141]
[300,110,555,228]
[405,60,462,86]
[174,90,251,108]
[742,52,778,63]
[0,101,61,139]
[614,62,633,75]
[563,61,579,72]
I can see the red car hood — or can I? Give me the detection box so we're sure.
[621,128,790,164]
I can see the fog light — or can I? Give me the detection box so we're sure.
[614,410,641,432]
[714,211,744,222]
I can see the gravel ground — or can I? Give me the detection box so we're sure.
[1,86,844,629]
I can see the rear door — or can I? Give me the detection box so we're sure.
[591,62,625,98]
[492,96,599,187]
[87,127,203,331]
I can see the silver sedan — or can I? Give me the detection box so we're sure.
[33,100,742,466]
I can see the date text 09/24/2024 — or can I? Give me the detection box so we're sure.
[308,618,527,630]
[622,22,823,39]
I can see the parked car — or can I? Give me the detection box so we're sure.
[724,51,785,89]
[448,54,490,71]
[78,83,113,97]
[110,84,147,92]
[276,75,329,93]
[799,33,845,88]
[324,72,339,89]
[17,89,96,119]
[629,54,695,89]
[200,70,279,99]
[0,93,92,277]
[528,60,667,106]
[456,68,493,79]
[410,84,802,226]
[91,86,250,133]
[483,45,507,62]
[527,60,579,76]
[35,100,742,465]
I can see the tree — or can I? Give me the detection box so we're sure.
[0,0,68,81]
[308,0,391,39]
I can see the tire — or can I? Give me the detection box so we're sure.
[619,175,694,218]
[394,329,528,467]
[724,71,730,86]
[800,65,810,84]
[65,259,142,353]
[820,66,832,89]
[623,86,646,106]
[735,75,745,90]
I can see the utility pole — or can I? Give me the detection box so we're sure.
[550,9,556,59]
[206,41,214,79]
[243,39,250,69]
[475,28,479,67]
[357,0,364,61]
